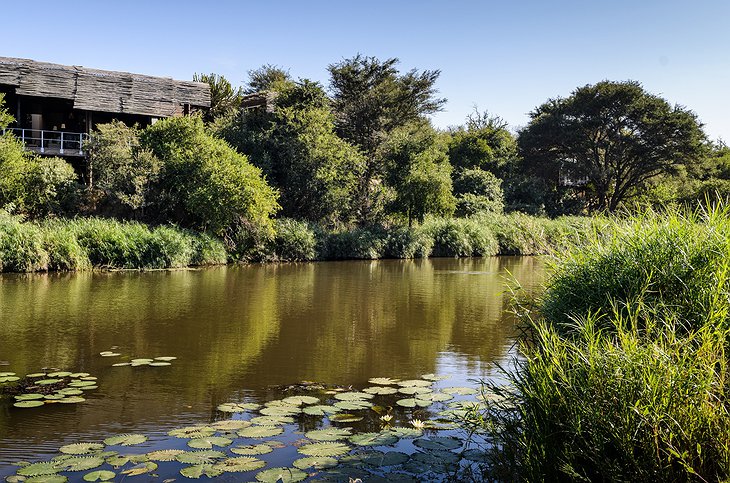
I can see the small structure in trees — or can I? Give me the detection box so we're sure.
[0,56,210,158]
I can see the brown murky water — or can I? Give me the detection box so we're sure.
[0,257,544,474]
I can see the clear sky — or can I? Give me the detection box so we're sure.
[4,0,729,140]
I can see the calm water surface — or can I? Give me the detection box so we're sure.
[0,257,544,474]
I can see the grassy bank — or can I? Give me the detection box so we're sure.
[475,206,730,481]
[0,211,598,272]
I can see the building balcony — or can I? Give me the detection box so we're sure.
[1,128,89,157]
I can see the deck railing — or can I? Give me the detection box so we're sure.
[1,128,89,156]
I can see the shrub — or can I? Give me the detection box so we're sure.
[423,217,498,257]
[0,211,48,272]
[384,226,433,259]
[453,168,504,216]
[323,227,388,260]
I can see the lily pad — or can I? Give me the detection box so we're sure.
[363,386,399,395]
[421,373,449,381]
[281,395,319,406]
[25,476,67,483]
[175,450,227,465]
[69,373,90,378]
[216,402,260,413]
[363,451,409,466]
[168,426,216,438]
[13,401,45,408]
[103,434,147,446]
[292,456,338,470]
[302,404,341,416]
[387,427,423,439]
[0,371,15,377]
[255,467,307,483]
[349,432,399,447]
[46,372,72,377]
[334,391,374,401]
[0,376,20,383]
[398,386,431,395]
[417,392,453,402]
[211,419,251,430]
[462,448,489,462]
[298,442,351,457]
[397,379,432,387]
[187,436,232,449]
[230,444,274,456]
[57,456,105,472]
[237,426,284,439]
[179,464,223,478]
[368,377,400,385]
[17,463,58,477]
[214,456,266,472]
[56,389,83,396]
[305,427,352,441]
[119,462,157,476]
[148,362,171,367]
[154,356,177,361]
[81,470,115,482]
[330,413,363,423]
[26,373,46,378]
[111,363,130,367]
[259,405,301,417]
[395,398,432,408]
[403,450,458,474]
[146,449,185,461]
[250,415,293,426]
[15,394,44,401]
[412,436,462,451]
[36,379,62,386]
[59,443,104,455]
[99,352,120,357]
[68,381,95,387]
[130,359,153,364]
[441,386,478,395]
[58,397,86,404]
[333,400,372,410]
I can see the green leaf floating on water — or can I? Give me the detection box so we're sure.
[68,381,95,387]
[333,400,372,411]
[363,386,399,395]
[368,377,400,385]
[0,376,20,383]
[395,398,432,408]
[15,394,45,401]
[237,426,283,438]
[281,395,319,406]
[292,456,338,470]
[211,419,251,430]
[46,372,72,377]
[82,470,115,482]
[397,379,432,387]
[305,427,352,441]
[330,413,363,423]
[216,402,260,413]
[130,359,153,364]
[462,448,489,462]
[175,450,227,465]
[17,462,58,477]
[111,363,130,367]
[333,391,374,401]
[146,449,185,461]
[103,434,148,446]
[417,392,453,402]
[230,444,274,456]
[56,389,83,396]
[363,451,409,466]
[259,405,301,417]
[56,456,105,472]
[421,373,449,381]
[26,373,46,378]
[441,386,478,395]
[179,464,223,479]
[148,362,171,367]
[255,467,307,483]
[24,476,68,483]
[412,436,462,451]
[59,443,104,455]
[214,456,267,472]
[119,462,157,476]
[154,356,177,361]
[298,442,351,457]
[168,426,216,438]
[398,386,432,395]
[301,404,341,416]
[187,436,233,449]
[348,432,399,447]
[13,401,45,408]
[58,397,86,404]
[99,352,120,357]
[249,415,293,426]
[0,371,15,377]
[387,427,423,439]
[69,373,90,378]
[36,379,62,385]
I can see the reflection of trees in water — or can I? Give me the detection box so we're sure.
[0,257,544,452]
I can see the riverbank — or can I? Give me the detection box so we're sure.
[0,211,598,272]
[472,206,730,481]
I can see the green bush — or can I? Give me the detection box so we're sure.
[244,218,318,262]
[323,227,388,260]
[384,226,433,259]
[423,217,498,257]
[0,211,48,272]
[454,168,504,216]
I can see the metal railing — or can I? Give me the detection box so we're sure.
[1,128,89,156]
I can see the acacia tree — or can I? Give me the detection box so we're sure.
[328,55,445,223]
[519,81,705,212]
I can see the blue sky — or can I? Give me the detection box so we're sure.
[4,0,729,140]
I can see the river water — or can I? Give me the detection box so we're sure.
[0,257,544,477]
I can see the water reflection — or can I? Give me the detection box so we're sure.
[0,257,543,467]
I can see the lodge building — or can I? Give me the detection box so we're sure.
[0,56,211,158]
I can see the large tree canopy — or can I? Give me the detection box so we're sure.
[519,80,706,212]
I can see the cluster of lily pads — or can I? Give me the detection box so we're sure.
[7,374,492,482]
[0,371,98,408]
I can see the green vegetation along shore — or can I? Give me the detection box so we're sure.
[469,205,730,481]
[0,210,596,272]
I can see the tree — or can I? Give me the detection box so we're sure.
[86,121,161,217]
[328,55,446,222]
[141,116,280,238]
[244,64,291,94]
[447,110,517,176]
[382,122,455,226]
[519,80,706,212]
[453,168,504,216]
[192,73,243,122]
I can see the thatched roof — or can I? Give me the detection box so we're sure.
[0,56,210,117]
